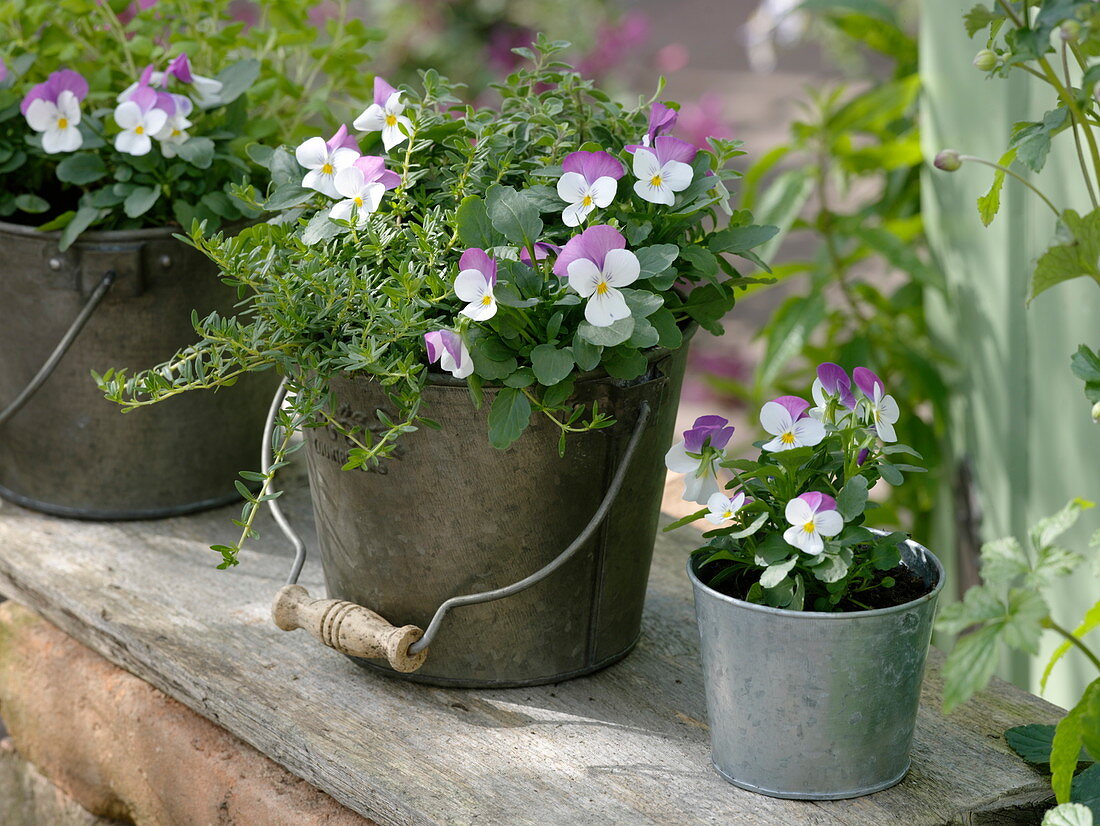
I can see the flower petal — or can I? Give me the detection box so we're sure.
[652,135,698,166]
[553,224,626,277]
[454,269,488,303]
[633,178,674,205]
[759,401,794,437]
[24,99,56,132]
[584,287,629,327]
[878,393,900,424]
[853,366,884,399]
[113,101,143,130]
[602,248,640,288]
[562,201,592,227]
[664,441,698,474]
[875,417,897,443]
[302,169,338,198]
[563,149,625,182]
[295,137,329,169]
[461,296,497,321]
[557,171,590,204]
[631,147,661,180]
[566,258,602,298]
[353,103,385,133]
[333,166,366,199]
[658,159,693,192]
[814,509,844,538]
[784,497,814,525]
[791,417,826,447]
[589,176,618,208]
[329,199,356,222]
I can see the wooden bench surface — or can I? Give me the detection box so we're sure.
[0,464,1062,826]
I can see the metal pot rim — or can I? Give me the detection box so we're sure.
[0,217,188,245]
[687,530,945,620]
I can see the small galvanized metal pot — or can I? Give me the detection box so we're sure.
[689,535,944,799]
[302,342,690,688]
[0,220,276,519]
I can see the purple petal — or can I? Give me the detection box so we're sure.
[553,224,626,278]
[424,331,443,364]
[50,69,89,102]
[438,330,464,366]
[683,414,734,453]
[798,491,837,513]
[171,93,193,117]
[653,135,697,167]
[520,241,561,265]
[853,367,884,399]
[647,102,678,141]
[373,76,397,107]
[857,449,869,467]
[129,85,158,113]
[562,150,625,183]
[376,169,401,191]
[326,124,359,152]
[154,91,177,116]
[772,395,811,421]
[352,156,400,190]
[139,64,156,87]
[459,248,497,285]
[166,54,193,84]
[817,362,857,409]
[0,58,7,85]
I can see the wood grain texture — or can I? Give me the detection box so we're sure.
[0,464,1060,826]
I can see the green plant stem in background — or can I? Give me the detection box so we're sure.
[957,154,1061,215]
[1045,618,1100,673]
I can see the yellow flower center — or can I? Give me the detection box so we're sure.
[873,408,880,421]
[803,521,816,534]
[780,431,796,445]
[582,194,593,207]
[321,163,334,175]
[481,295,493,306]
[135,125,144,135]
[650,174,663,187]
[723,510,733,519]
[385,113,397,127]
[353,196,364,207]
[595,281,610,296]
[57,117,69,129]
[171,129,181,137]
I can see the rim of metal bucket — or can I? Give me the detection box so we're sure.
[0,217,189,244]
[264,339,687,672]
[687,531,945,620]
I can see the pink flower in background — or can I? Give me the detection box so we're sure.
[308,1,339,28]
[676,93,734,149]
[117,0,157,26]
[683,348,750,404]
[578,12,650,78]
[655,43,690,74]
[0,58,8,85]
[424,331,473,379]
[228,0,259,28]
[486,24,535,73]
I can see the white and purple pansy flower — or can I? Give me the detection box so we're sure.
[21,69,88,154]
[329,155,400,226]
[761,395,826,452]
[552,225,639,328]
[163,53,224,108]
[782,492,844,556]
[664,415,735,504]
[295,132,360,199]
[853,367,899,443]
[556,150,625,227]
[113,86,169,157]
[627,101,678,152]
[810,361,857,422]
[705,490,746,525]
[454,248,498,321]
[153,93,194,157]
[424,330,474,379]
[354,76,412,152]
[631,135,697,205]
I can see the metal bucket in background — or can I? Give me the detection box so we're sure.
[301,343,690,688]
[0,221,277,519]
[689,536,945,799]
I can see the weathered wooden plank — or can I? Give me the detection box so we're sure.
[0,465,1059,826]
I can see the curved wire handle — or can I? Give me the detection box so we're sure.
[262,378,651,657]
[0,270,116,428]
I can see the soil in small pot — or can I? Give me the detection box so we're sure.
[700,546,933,612]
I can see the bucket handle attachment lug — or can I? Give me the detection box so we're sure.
[262,378,652,670]
[0,269,116,428]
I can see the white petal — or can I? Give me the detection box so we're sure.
[56,91,81,123]
[25,99,57,132]
[461,297,497,321]
[333,166,367,199]
[589,176,617,208]
[729,492,746,511]
[602,248,640,288]
[385,91,405,114]
[761,435,790,453]
[359,182,384,213]
[381,121,409,151]
[707,492,730,514]
[353,103,386,132]
[801,531,825,556]
[295,137,329,169]
[46,126,83,154]
[331,147,360,170]
[683,470,719,505]
[783,525,807,551]
[114,101,143,130]
[664,441,698,474]
[631,148,661,179]
[584,287,629,327]
[561,200,592,227]
[329,199,356,222]
[876,418,897,443]
[759,401,794,437]
[878,393,900,424]
[814,510,844,538]
[454,269,488,303]
[302,169,339,198]
[659,159,693,192]
[143,109,168,135]
[811,377,827,407]
[633,178,674,206]
[567,258,602,298]
[556,171,589,204]
[704,511,726,525]
[784,497,814,526]
[791,418,826,447]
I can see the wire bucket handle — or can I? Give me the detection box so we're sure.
[264,378,653,673]
[0,270,116,429]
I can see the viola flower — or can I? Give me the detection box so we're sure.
[326,124,359,152]
[353,77,412,151]
[853,367,900,443]
[664,415,735,504]
[329,156,400,227]
[705,490,746,525]
[519,241,561,266]
[782,492,843,556]
[810,362,857,422]
[553,225,639,327]
[631,136,696,205]
[295,134,360,199]
[164,53,224,108]
[113,87,169,157]
[627,101,677,153]
[557,150,625,227]
[21,70,88,154]
[424,330,474,379]
[455,248,498,321]
[154,93,193,157]
[761,395,825,452]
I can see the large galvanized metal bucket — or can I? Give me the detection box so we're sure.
[0,221,275,519]
[300,343,690,687]
[689,535,944,799]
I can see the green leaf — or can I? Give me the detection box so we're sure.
[942,624,1002,712]
[1043,600,1100,692]
[572,334,601,371]
[214,58,261,106]
[1006,724,1095,765]
[760,556,797,589]
[621,288,663,318]
[123,185,160,219]
[756,294,825,388]
[456,195,495,248]
[55,152,107,185]
[1070,345,1100,404]
[1032,498,1094,551]
[14,194,49,214]
[680,244,719,281]
[176,137,215,169]
[879,462,904,485]
[1011,108,1069,174]
[936,586,1005,634]
[708,224,780,255]
[541,377,575,408]
[1053,680,1100,803]
[485,184,542,246]
[1071,764,1100,819]
[577,317,634,347]
[530,344,574,386]
[727,512,770,539]
[264,183,311,211]
[964,3,1001,36]
[487,387,532,449]
[603,348,648,380]
[836,475,870,520]
[977,149,1017,227]
[58,205,101,251]
[1032,209,1100,301]
[649,308,683,350]
[980,536,1030,584]
[301,211,340,246]
[1001,588,1049,653]
[663,509,708,531]
[636,243,679,285]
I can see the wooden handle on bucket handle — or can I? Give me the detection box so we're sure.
[272,585,428,673]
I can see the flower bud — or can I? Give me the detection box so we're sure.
[934,149,962,172]
[973,49,998,71]
[1060,20,1081,42]
[1092,400,1100,423]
